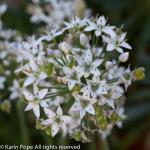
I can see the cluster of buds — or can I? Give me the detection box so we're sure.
[16,16,145,142]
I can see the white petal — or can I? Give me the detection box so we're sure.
[119,52,129,62]
[119,33,126,42]
[102,36,111,43]
[24,103,33,111]
[120,41,132,49]
[107,99,115,109]
[57,106,62,116]
[116,47,124,53]
[38,89,48,99]
[44,108,55,118]
[51,123,59,137]
[42,119,53,125]
[86,105,95,115]
[106,44,115,51]
[95,30,101,36]
[61,123,67,135]
[75,66,84,78]
[103,27,116,37]
[40,101,48,108]
[80,109,86,119]
[68,80,76,90]
[33,104,40,118]
[39,72,47,80]
[90,68,100,75]
[29,59,38,71]
[84,24,97,32]
[97,16,106,26]
[62,116,72,124]
[71,102,80,111]
[33,83,38,95]
[23,77,35,87]
[23,90,34,101]
[92,59,103,67]
[83,50,92,63]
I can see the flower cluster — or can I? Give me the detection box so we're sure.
[0,4,22,113]
[16,16,145,142]
[27,0,91,27]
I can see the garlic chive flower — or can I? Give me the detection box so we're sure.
[16,16,145,142]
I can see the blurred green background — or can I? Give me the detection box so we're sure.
[0,0,150,149]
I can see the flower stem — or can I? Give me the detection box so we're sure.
[17,101,30,145]
[101,138,110,150]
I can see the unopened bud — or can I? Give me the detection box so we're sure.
[105,61,113,70]
[80,33,89,47]
[133,67,145,80]
[59,42,71,54]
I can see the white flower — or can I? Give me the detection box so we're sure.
[103,33,132,53]
[99,86,124,109]
[119,52,129,62]
[71,94,96,119]
[23,87,48,118]
[42,106,72,136]
[86,76,108,98]
[64,16,88,30]
[63,66,80,90]
[23,71,47,87]
[84,16,115,37]
[75,50,103,78]
[0,76,6,89]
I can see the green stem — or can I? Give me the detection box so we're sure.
[39,86,68,89]
[17,101,30,145]
[102,139,110,150]
[63,96,75,114]
[45,90,70,99]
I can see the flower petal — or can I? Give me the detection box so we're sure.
[22,90,34,101]
[57,106,62,116]
[24,103,33,111]
[33,104,40,118]
[38,89,48,99]
[120,41,132,49]
[106,43,115,51]
[51,123,59,137]
[44,108,55,118]
[84,23,97,31]
[86,105,95,115]
[23,76,35,87]
[40,101,48,108]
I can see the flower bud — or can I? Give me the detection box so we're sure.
[0,4,7,15]
[59,42,71,54]
[119,52,129,62]
[0,100,11,113]
[105,61,113,70]
[133,67,145,80]
[79,33,89,47]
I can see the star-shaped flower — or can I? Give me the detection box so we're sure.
[84,16,115,37]
[42,106,72,137]
[102,32,132,53]
[23,86,48,118]
[71,94,96,119]
[75,50,103,78]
